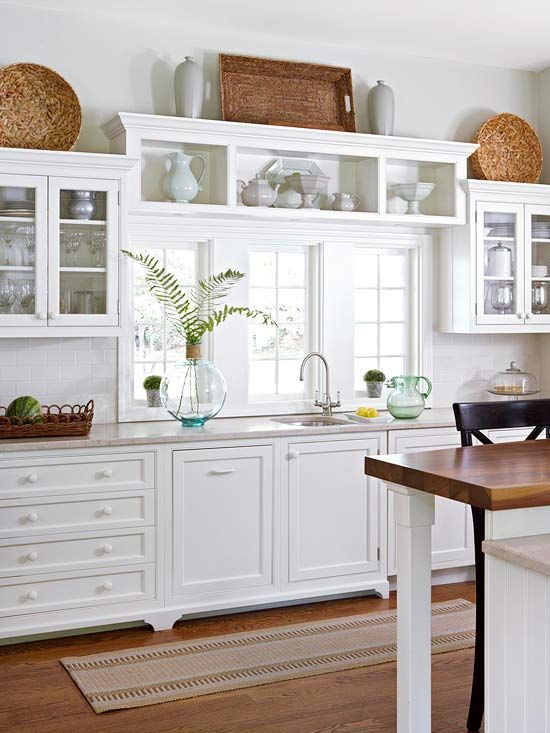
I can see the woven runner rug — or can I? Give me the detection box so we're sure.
[61,598,475,713]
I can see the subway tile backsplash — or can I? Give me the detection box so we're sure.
[0,333,545,423]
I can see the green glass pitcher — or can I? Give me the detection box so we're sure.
[386,375,432,419]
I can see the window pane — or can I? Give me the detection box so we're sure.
[380,254,405,287]
[250,324,276,359]
[249,287,276,317]
[279,324,305,357]
[355,324,378,356]
[166,249,196,284]
[166,322,186,361]
[354,254,378,288]
[134,361,165,401]
[250,252,276,287]
[249,360,276,395]
[380,323,404,355]
[134,324,164,361]
[355,290,378,321]
[134,286,163,323]
[355,357,378,391]
[380,356,404,378]
[380,289,405,321]
[279,360,304,395]
[278,252,305,287]
[278,289,305,323]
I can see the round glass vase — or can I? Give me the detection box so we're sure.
[160,344,227,427]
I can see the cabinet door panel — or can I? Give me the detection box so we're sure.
[387,429,473,573]
[172,446,273,597]
[287,438,380,583]
[524,204,550,324]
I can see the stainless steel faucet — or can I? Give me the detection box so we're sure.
[299,351,341,417]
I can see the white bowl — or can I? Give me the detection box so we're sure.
[391,182,435,215]
[285,174,330,209]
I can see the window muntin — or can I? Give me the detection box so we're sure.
[353,249,408,391]
[248,248,307,400]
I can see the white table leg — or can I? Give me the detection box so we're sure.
[390,483,435,733]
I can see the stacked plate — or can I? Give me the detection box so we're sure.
[532,265,548,278]
[490,224,515,238]
[0,201,35,217]
[532,221,550,239]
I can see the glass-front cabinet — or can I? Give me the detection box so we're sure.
[475,200,550,327]
[0,167,123,333]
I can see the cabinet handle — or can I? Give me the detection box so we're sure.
[26,512,38,523]
[48,312,58,320]
[101,581,113,592]
[209,468,236,475]
[36,312,47,321]
[101,506,113,516]
[26,590,38,601]
[517,312,525,319]
[26,551,38,562]
[526,312,532,319]
[289,451,299,460]
[101,543,113,554]
[101,468,113,478]
[26,473,38,484]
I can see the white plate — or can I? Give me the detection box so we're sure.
[264,158,327,209]
[346,412,392,424]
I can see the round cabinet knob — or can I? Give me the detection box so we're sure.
[517,312,524,319]
[26,590,38,601]
[101,468,113,478]
[288,451,299,460]
[101,543,113,554]
[26,551,38,562]
[26,473,38,484]
[36,312,47,321]
[101,506,113,516]
[48,312,58,320]
[526,312,532,319]
[101,581,113,592]
[26,512,38,523]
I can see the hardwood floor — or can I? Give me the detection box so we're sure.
[0,582,475,733]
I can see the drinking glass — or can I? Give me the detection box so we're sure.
[0,280,15,314]
[19,281,35,314]
[88,230,105,267]
[21,224,35,266]
[0,224,19,266]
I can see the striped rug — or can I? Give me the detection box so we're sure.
[61,598,475,713]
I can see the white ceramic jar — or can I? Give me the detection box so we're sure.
[332,192,360,211]
[174,56,204,118]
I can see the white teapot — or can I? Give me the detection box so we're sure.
[237,175,279,207]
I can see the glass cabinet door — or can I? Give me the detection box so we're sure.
[476,202,525,325]
[0,174,48,326]
[525,204,550,324]
[48,177,119,326]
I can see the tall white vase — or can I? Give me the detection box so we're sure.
[174,56,204,118]
[368,80,395,135]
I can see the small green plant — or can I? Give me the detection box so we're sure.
[363,369,386,383]
[143,375,162,391]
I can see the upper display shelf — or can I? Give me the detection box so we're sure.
[104,112,478,227]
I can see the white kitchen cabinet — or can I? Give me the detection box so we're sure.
[439,179,550,333]
[282,433,388,597]
[172,445,274,599]
[0,150,136,336]
[387,428,474,573]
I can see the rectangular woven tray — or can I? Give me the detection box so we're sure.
[220,54,356,132]
[0,400,94,439]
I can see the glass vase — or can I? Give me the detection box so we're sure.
[160,344,227,427]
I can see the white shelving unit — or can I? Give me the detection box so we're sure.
[104,113,477,228]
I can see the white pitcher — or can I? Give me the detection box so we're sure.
[162,152,206,203]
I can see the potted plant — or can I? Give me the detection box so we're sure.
[123,250,275,427]
[143,375,163,407]
[363,369,386,398]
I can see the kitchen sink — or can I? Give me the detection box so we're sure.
[272,416,350,427]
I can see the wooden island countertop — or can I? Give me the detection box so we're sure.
[365,438,550,511]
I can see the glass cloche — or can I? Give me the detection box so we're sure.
[487,361,539,397]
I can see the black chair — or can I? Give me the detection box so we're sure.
[452,398,550,733]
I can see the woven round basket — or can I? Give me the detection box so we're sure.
[0,62,81,150]
[470,113,543,183]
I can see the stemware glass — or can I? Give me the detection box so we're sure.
[88,230,105,267]
[0,280,15,314]
[0,224,20,266]
[70,231,83,267]
[21,224,35,266]
[18,281,35,314]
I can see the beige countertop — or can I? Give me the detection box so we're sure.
[483,534,550,576]
[0,409,457,453]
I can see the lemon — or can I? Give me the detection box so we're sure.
[365,408,379,418]
[356,406,369,417]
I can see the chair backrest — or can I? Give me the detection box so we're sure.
[452,398,550,447]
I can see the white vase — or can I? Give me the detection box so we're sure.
[368,80,395,135]
[162,151,206,203]
[174,56,204,118]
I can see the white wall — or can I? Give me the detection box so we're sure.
[0,2,546,420]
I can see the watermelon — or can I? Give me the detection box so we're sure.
[6,396,43,420]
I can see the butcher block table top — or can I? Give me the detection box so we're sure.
[365,439,550,511]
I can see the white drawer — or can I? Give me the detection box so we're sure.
[0,564,155,617]
[0,451,155,499]
[0,490,154,538]
[0,527,155,577]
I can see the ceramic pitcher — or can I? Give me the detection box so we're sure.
[386,375,432,419]
[162,152,206,203]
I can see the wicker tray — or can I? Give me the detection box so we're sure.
[220,54,356,132]
[470,113,543,183]
[0,401,94,439]
[0,62,81,150]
